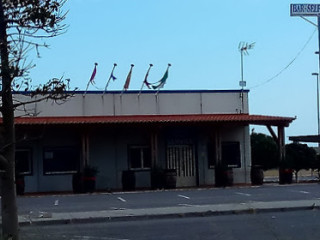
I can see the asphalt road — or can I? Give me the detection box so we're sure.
[17,183,320,215]
[20,209,320,240]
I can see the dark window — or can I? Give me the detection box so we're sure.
[15,149,32,175]
[43,147,79,175]
[221,141,241,168]
[129,146,151,170]
[207,141,216,169]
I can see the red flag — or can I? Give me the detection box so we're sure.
[123,64,134,90]
[89,63,98,84]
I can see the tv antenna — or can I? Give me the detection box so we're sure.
[238,42,255,89]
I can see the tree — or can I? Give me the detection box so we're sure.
[251,132,279,170]
[285,143,316,182]
[0,1,71,239]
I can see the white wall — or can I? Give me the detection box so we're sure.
[13,90,249,117]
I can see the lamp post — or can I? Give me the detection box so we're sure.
[312,72,320,145]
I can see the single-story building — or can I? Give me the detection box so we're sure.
[9,90,294,193]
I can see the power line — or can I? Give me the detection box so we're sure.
[249,28,317,90]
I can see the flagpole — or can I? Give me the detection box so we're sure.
[104,63,117,94]
[138,64,153,96]
[84,62,98,97]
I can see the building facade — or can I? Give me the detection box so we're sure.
[10,90,294,193]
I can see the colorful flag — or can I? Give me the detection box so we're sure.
[143,64,153,89]
[89,63,98,84]
[123,64,134,91]
[152,64,171,90]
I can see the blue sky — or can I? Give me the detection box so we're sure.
[28,0,320,142]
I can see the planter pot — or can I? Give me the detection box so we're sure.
[164,169,177,189]
[16,176,25,195]
[83,176,96,193]
[279,168,293,184]
[72,173,96,193]
[122,170,135,191]
[251,166,264,185]
[215,167,233,187]
[151,170,165,190]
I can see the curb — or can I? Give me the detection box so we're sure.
[19,203,320,227]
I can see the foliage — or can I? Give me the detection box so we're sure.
[285,143,316,170]
[285,143,317,182]
[0,1,71,239]
[250,132,279,170]
[1,0,73,109]
[310,154,320,172]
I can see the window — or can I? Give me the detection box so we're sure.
[221,141,241,168]
[43,147,79,175]
[207,141,216,169]
[128,146,151,170]
[15,149,32,175]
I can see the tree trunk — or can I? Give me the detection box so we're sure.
[0,1,19,239]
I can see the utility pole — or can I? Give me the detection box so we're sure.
[290,4,320,139]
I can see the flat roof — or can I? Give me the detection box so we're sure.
[13,89,250,95]
[289,135,320,143]
[11,114,295,127]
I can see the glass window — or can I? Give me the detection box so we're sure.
[43,147,79,175]
[128,146,151,170]
[221,141,241,168]
[15,149,32,175]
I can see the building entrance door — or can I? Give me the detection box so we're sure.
[166,144,197,187]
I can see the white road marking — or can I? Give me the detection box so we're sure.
[178,194,190,199]
[178,203,195,207]
[54,199,59,206]
[299,191,310,194]
[117,197,127,202]
[110,207,127,210]
[73,236,129,240]
[235,192,251,197]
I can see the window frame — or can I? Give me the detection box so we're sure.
[15,148,33,176]
[128,145,151,170]
[207,140,217,169]
[43,146,80,175]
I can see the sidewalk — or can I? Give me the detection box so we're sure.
[18,199,320,226]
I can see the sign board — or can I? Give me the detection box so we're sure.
[290,4,320,16]
[239,81,246,87]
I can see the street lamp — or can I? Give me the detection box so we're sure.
[312,72,320,144]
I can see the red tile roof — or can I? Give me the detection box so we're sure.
[12,114,295,127]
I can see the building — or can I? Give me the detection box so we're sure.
[11,90,294,193]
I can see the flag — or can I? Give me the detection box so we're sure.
[143,64,153,89]
[110,63,117,81]
[104,63,117,93]
[89,63,98,84]
[123,64,134,91]
[152,64,171,90]
[110,73,117,81]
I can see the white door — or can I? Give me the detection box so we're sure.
[166,144,196,187]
